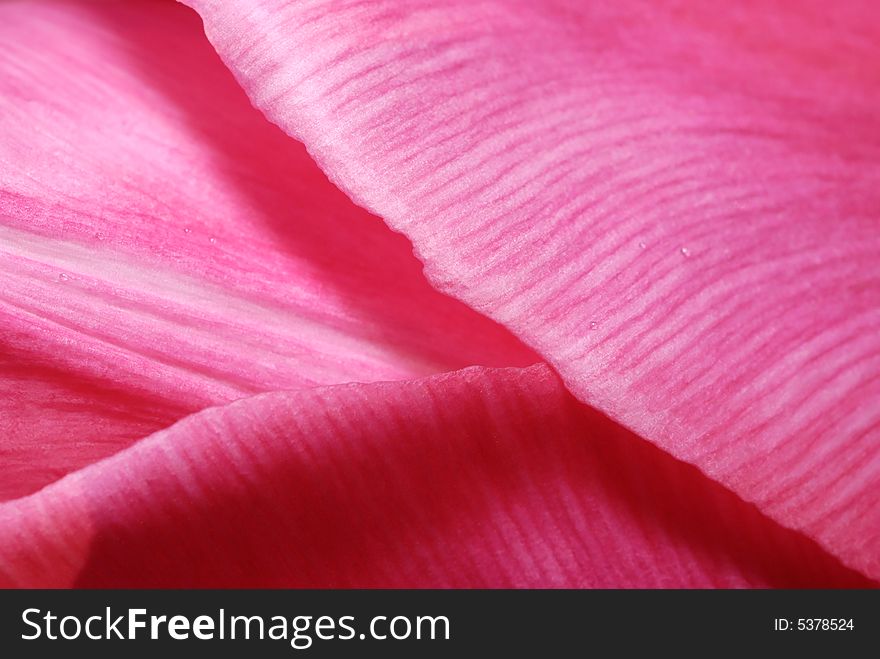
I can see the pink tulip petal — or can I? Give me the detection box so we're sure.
[0,364,869,588]
[0,0,535,500]
[182,0,880,578]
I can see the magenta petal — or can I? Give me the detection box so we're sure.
[0,365,868,588]
[0,0,535,499]
[182,0,880,578]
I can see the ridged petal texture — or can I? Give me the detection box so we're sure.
[182,0,880,579]
[0,0,876,587]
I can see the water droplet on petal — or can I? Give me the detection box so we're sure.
[589,321,598,330]
[209,237,216,244]
[58,273,69,281]
[638,241,647,249]
[183,227,191,234]
[680,247,691,257]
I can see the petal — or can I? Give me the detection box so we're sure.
[183,0,880,577]
[0,0,535,499]
[0,364,869,587]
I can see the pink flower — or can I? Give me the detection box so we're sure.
[0,0,877,587]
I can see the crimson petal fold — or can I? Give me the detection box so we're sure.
[0,365,869,588]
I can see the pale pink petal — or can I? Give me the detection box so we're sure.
[0,365,868,587]
[182,0,880,578]
[0,0,535,500]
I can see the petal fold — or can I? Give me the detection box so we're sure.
[182,0,880,578]
[0,0,535,499]
[0,365,869,588]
